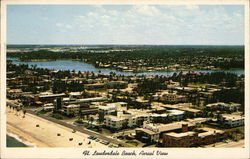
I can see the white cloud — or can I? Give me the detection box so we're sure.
[41,17,48,21]
[56,23,73,33]
[56,23,63,27]
[70,5,243,44]
[186,5,199,10]
[131,5,160,16]
[65,24,72,29]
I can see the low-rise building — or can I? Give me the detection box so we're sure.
[62,104,80,116]
[160,91,187,103]
[167,109,185,121]
[69,92,83,100]
[104,111,135,130]
[206,102,241,112]
[219,114,244,127]
[135,121,195,143]
[98,102,121,115]
[161,103,202,117]
[69,97,107,106]
[34,93,66,103]
[106,81,128,89]
[84,83,106,90]
[162,127,226,147]
[163,131,199,147]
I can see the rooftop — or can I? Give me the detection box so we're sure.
[136,128,156,135]
[165,131,196,138]
[221,114,244,120]
[143,121,195,134]
[63,104,80,108]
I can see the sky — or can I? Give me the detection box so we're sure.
[7,5,244,45]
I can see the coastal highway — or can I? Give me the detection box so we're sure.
[214,140,244,148]
[204,139,244,148]
[27,110,133,147]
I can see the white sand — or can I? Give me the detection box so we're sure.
[7,108,108,148]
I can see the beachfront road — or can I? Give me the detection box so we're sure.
[27,110,133,147]
[214,140,244,148]
[203,139,244,148]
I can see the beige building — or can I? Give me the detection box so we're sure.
[135,121,195,143]
[160,91,187,103]
[162,127,226,147]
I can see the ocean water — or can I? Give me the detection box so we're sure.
[7,135,28,147]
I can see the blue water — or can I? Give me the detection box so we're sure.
[7,135,28,147]
[8,58,244,76]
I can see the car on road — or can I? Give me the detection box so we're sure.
[88,135,97,140]
[100,140,109,145]
[118,144,124,147]
[108,144,113,148]
[88,136,94,139]
[112,144,119,148]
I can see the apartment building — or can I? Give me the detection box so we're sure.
[219,114,244,128]
[206,102,241,112]
[162,127,226,147]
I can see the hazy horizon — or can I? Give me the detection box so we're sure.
[7,44,244,46]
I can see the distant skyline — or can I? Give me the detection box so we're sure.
[7,5,244,45]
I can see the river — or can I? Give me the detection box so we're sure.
[8,58,244,76]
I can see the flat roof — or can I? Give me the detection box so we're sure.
[179,107,201,113]
[99,105,116,110]
[197,127,224,137]
[161,104,180,109]
[105,115,126,121]
[221,114,244,120]
[136,128,157,135]
[39,93,65,98]
[168,109,185,115]
[158,122,195,132]
[76,97,106,102]
[165,131,196,138]
[63,104,80,108]
[69,92,82,96]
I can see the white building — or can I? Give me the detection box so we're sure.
[62,104,80,116]
[69,92,82,100]
[220,114,244,127]
[206,102,241,111]
[98,102,122,115]
[167,109,185,121]
[69,97,107,106]
[104,111,135,129]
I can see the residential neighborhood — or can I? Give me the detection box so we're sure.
[6,56,245,148]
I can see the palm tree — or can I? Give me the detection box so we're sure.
[77,109,83,121]
[89,116,94,128]
[86,115,90,125]
[23,109,26,118]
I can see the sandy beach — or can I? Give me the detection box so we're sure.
[6,108,108,148]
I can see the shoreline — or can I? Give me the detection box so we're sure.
[7,131,33,147]
[7,123,49,147]
[7,57,244,74]
[6,109,108,148]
